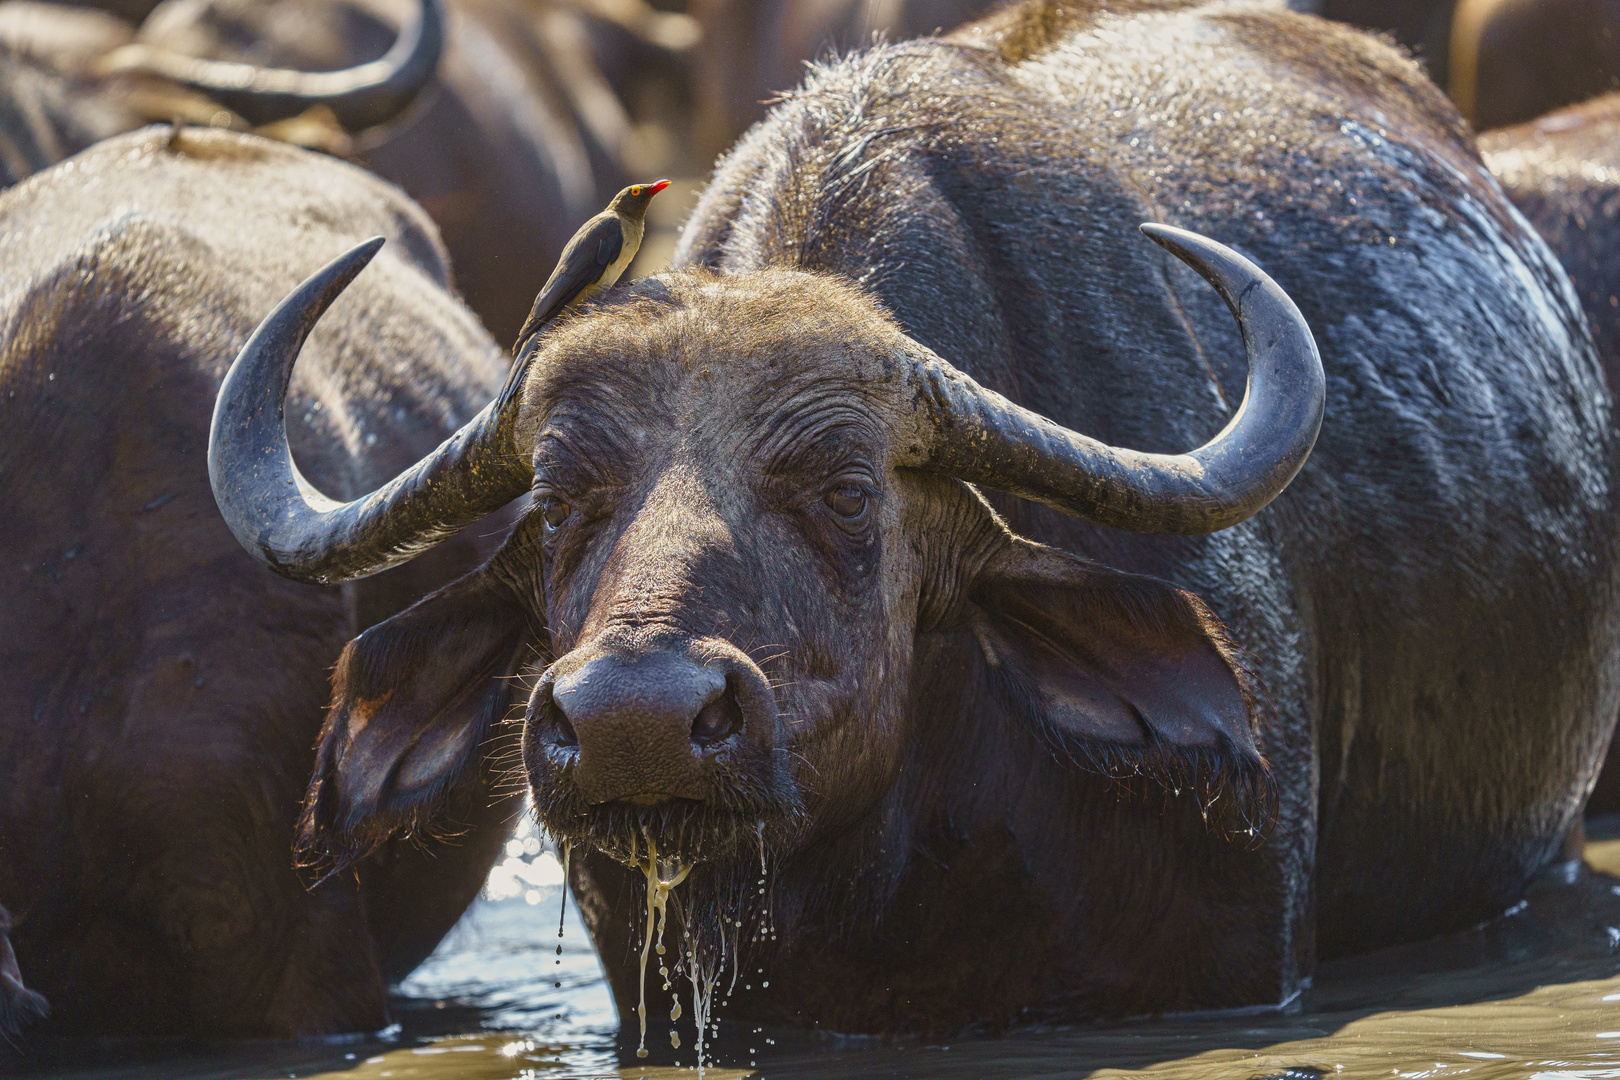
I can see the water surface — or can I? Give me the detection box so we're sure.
[14,820,1620,1080]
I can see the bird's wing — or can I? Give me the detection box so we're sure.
[513,216,621,350]
[595,224,623,268]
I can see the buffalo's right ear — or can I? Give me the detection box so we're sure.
[917,481,1277,838]
[296,564,534,875]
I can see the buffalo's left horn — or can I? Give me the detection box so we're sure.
[105,0,443,131]
[902,223,1324,535]
[208,238,533,585]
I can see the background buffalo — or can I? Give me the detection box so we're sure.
[0,126,517,1036]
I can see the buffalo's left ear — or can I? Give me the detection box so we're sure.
[953,534,1276,835]
[296,565,533,875]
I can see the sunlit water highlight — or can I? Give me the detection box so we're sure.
[14,821,1620,1080]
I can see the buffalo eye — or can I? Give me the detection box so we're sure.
[825,485,868,523]
[542,498,571,530]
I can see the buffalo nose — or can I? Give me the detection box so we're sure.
[546,652,744,804]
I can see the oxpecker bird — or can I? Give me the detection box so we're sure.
[513,179,672,351]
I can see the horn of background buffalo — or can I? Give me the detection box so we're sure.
[208,237,533,586]
[907,223,1324,535]
[114,0,443,131]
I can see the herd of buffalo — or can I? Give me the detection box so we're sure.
[4,0,1620,1052]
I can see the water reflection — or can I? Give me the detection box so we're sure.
[11,827,1620,1079]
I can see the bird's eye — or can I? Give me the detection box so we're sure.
[825,486,867,521]
[630,186,641,196]
[542,498,571,530]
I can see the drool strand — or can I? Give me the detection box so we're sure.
[633,828,691,1060]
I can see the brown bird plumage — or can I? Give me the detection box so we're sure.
[513,179,671,352]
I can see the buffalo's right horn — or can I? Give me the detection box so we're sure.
[900,224,1324,534]
[208,238,533,586]
[104,0,443,132]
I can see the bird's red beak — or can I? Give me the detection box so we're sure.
[649,179,672,195]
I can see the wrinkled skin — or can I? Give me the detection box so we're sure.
[295,0,1618,1036]
[0,127,515,1039]
[1482,94,1620,814]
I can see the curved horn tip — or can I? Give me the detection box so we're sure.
[208,235,387,571]
[1139,221,1191,244]
[209,227,531,587]
[293,235,389,311]
[284,235,388,318]
[339,235,388,275]
[1137,221,1296,306]
[1138,221,1239,269]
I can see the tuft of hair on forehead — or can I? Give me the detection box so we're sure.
[527,266,908,380]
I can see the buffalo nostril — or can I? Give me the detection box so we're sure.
[690,687,743,748]
[534,683,578,747]
[552,708,579,747]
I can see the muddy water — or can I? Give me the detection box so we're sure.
[15,822,1620,1080]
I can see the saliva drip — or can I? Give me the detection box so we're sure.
[633,830,691,1060]
[590,818,780,1073]
[553,841,571,988]
[558,840,572,940]
[682,924,722,1075]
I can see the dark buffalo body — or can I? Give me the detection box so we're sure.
[1484,94,1620,409]
[687,0,1003,163]
[1481,93,1620,813]
[659,0,1615,1020]
[212,0,1617,1037]
[126,0,628,345]
[0,127,513,1035]
[1315,0,1457,85]
[0,0,627,346]
[0,4,136,186]
[1452,0,1620,130]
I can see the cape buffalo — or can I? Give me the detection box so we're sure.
[1481,92,1620,814]
[0,0,441,190]
[686,0,1002,163]
[686,0,1383,168]
[1310,0,1456,85]
[1483,93,1620,416]
[113,0,632,344]
[210,0,1618,1037]
[0,125,514,1038]
[0,0,628,345]
[0,6,131,186]
[1451,0,1620,129]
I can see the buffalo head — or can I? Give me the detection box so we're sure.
[207,225,1321,873]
